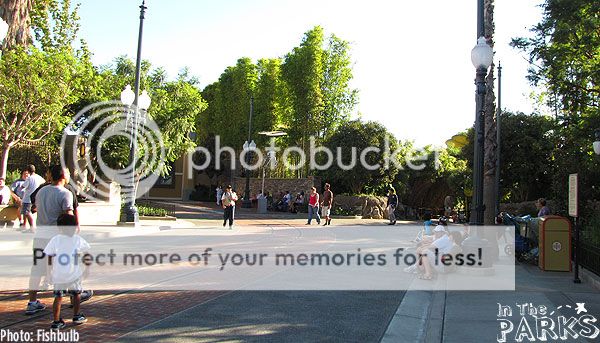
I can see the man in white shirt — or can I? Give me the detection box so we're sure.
[20,165,46,233]
[26,165,74,315]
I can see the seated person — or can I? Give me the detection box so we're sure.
[417,229,462,279]
[290,192,304,213]
[413,213,434,243]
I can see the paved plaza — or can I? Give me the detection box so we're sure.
[0,205,598,342]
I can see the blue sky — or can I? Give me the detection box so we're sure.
[77,0,544,147]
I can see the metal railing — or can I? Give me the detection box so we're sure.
[578,240,600,277]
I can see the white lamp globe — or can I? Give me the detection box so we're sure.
[471,36,494,70]
[0,18,8,43]
[120,85,135,106]
[138,90,151,110]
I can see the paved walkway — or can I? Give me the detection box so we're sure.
[1,211,598,342]
[382,263,600,343]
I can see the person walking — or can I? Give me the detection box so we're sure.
[216,186,223,206]
[20,165,46,233]
[387,188,398,225]
[44,214,90,329]
[321,183,333,226]
[306,187,321,225]
[221,185,238,229]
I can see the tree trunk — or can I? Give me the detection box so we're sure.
[483,0,497,225]
[0,143,11,179]
[0,0,33,50]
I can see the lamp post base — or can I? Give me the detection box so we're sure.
[462,225,494,269]
[120,205,139,223]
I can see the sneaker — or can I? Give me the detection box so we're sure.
[223,222,226,227]
[51,319,66,329]
[327,219,331,225]
[72,313,87,325]
[229,225,233,230]
[25,300,46,315]
[306,222,311,225]
[80,290,93,303]
[70,290,93,307]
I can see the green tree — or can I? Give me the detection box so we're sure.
[85,56,207,176]
[281,26,358,174]
[0,0,93,178]
[511,0,600,214]
[457,112,556,204]
[318,120,399,195]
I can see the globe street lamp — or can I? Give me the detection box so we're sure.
[120,84,151,223]
[119,0,148,224]
[470,36,493,226]
[0,18,8,52]
[242,139,256,208]
[594,129,600,155]
[461,35,494,270]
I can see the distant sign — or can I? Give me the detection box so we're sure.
[569,174,578,217]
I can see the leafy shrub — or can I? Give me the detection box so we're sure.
[5,170,23,185]
[137,205,168,217]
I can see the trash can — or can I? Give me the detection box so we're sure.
[257,197,267,214]
[538,216,571,272]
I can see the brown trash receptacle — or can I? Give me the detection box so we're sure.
[538,216,571,272]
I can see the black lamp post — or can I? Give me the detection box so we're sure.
[120,0,148,223]
[461,0,494,268]
[242,96,255,208]
[469,37,493,226]
[495,61,502,218]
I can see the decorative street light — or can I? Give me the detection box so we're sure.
[242,139,256,208]
[0,18,8,51]
[594,129,600,155]
[461,0,495,269]
[120,0,148,224]
[469,36,493,226]
[258,131,287,197]
[242,97,255,209]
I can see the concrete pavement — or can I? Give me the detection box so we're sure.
[383,263,600,343]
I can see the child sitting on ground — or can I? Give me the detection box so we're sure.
[44,214,90,329]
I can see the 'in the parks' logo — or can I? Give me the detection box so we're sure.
[496,302,598,342]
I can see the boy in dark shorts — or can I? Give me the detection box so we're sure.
[44,214,90,329]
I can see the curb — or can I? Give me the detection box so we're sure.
[381,290,445,343]
[580,267,600,291]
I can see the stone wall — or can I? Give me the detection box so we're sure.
[233,176,321,198]
[334,195,391,219]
